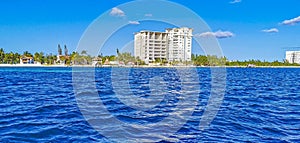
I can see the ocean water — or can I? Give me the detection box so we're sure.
[0,67,299,142]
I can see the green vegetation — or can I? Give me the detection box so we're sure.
[192,54,299,67]
[117,52,134,63]
[0,48,21,64]
[101,55,116,64]
[192,54,227,66]
[0,45,97,65]
[0,47,299,67]
[226,59,299,66]
[115,49,144,65]
[117,51,136,65]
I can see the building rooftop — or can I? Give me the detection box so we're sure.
[136,30,168,34]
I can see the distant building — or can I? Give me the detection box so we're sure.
[134,31,168,64]
[134,27,193,64]
[166,27,193,62]
[286,51,300,64]
[20,56,34,64]
[56,55,69,65]
[92,57,102,67]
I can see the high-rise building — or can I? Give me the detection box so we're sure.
[166,27,193,62]
[286,51,300,64]
[134,27,193,64]
[134,31,168,64]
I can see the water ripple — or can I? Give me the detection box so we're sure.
[0,67,299,142]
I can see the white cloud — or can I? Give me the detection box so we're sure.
[129,21,140,25]
[196,30,234,39]
[281,16,300,25]
[262,28,279,33]
[229,0,242,4]
[145,14,153,17]
[110,7,125,17]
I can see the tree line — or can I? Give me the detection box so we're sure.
[0,46,119,66]
[0,46,298,66]
[226,59,299,66]
[192,54,299,66]
[0,46,118,65]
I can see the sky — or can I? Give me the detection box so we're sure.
[0,0,300,61]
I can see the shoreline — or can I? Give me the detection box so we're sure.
[0,64,67,68]
[1,64,300,68]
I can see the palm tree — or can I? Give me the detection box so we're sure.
[72,52,80,65]
[81,50,87,56]
[0,48,5,63]
[53,55,57,64]
[8,52,14,64]
[39,52,44,64]
[13,52,20,64]
[23,51,32,57]
[45,54,55,65]
[34,52,41,63]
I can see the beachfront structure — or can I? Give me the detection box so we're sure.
[134,31,168,64]
[286,51,300,64]
[20,56,34,64]
[134,27,193,64]
[92,57,102,67]
[56,55,69,65]
[166,27,193,62]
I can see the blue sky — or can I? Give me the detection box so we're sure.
[0,0,300,61]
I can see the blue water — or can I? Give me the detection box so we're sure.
[0,67,300,142]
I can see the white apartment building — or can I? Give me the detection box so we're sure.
[286,51,300,64]
[166,27,193,62]
[134,31,168,64]
[134,27,193,64]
